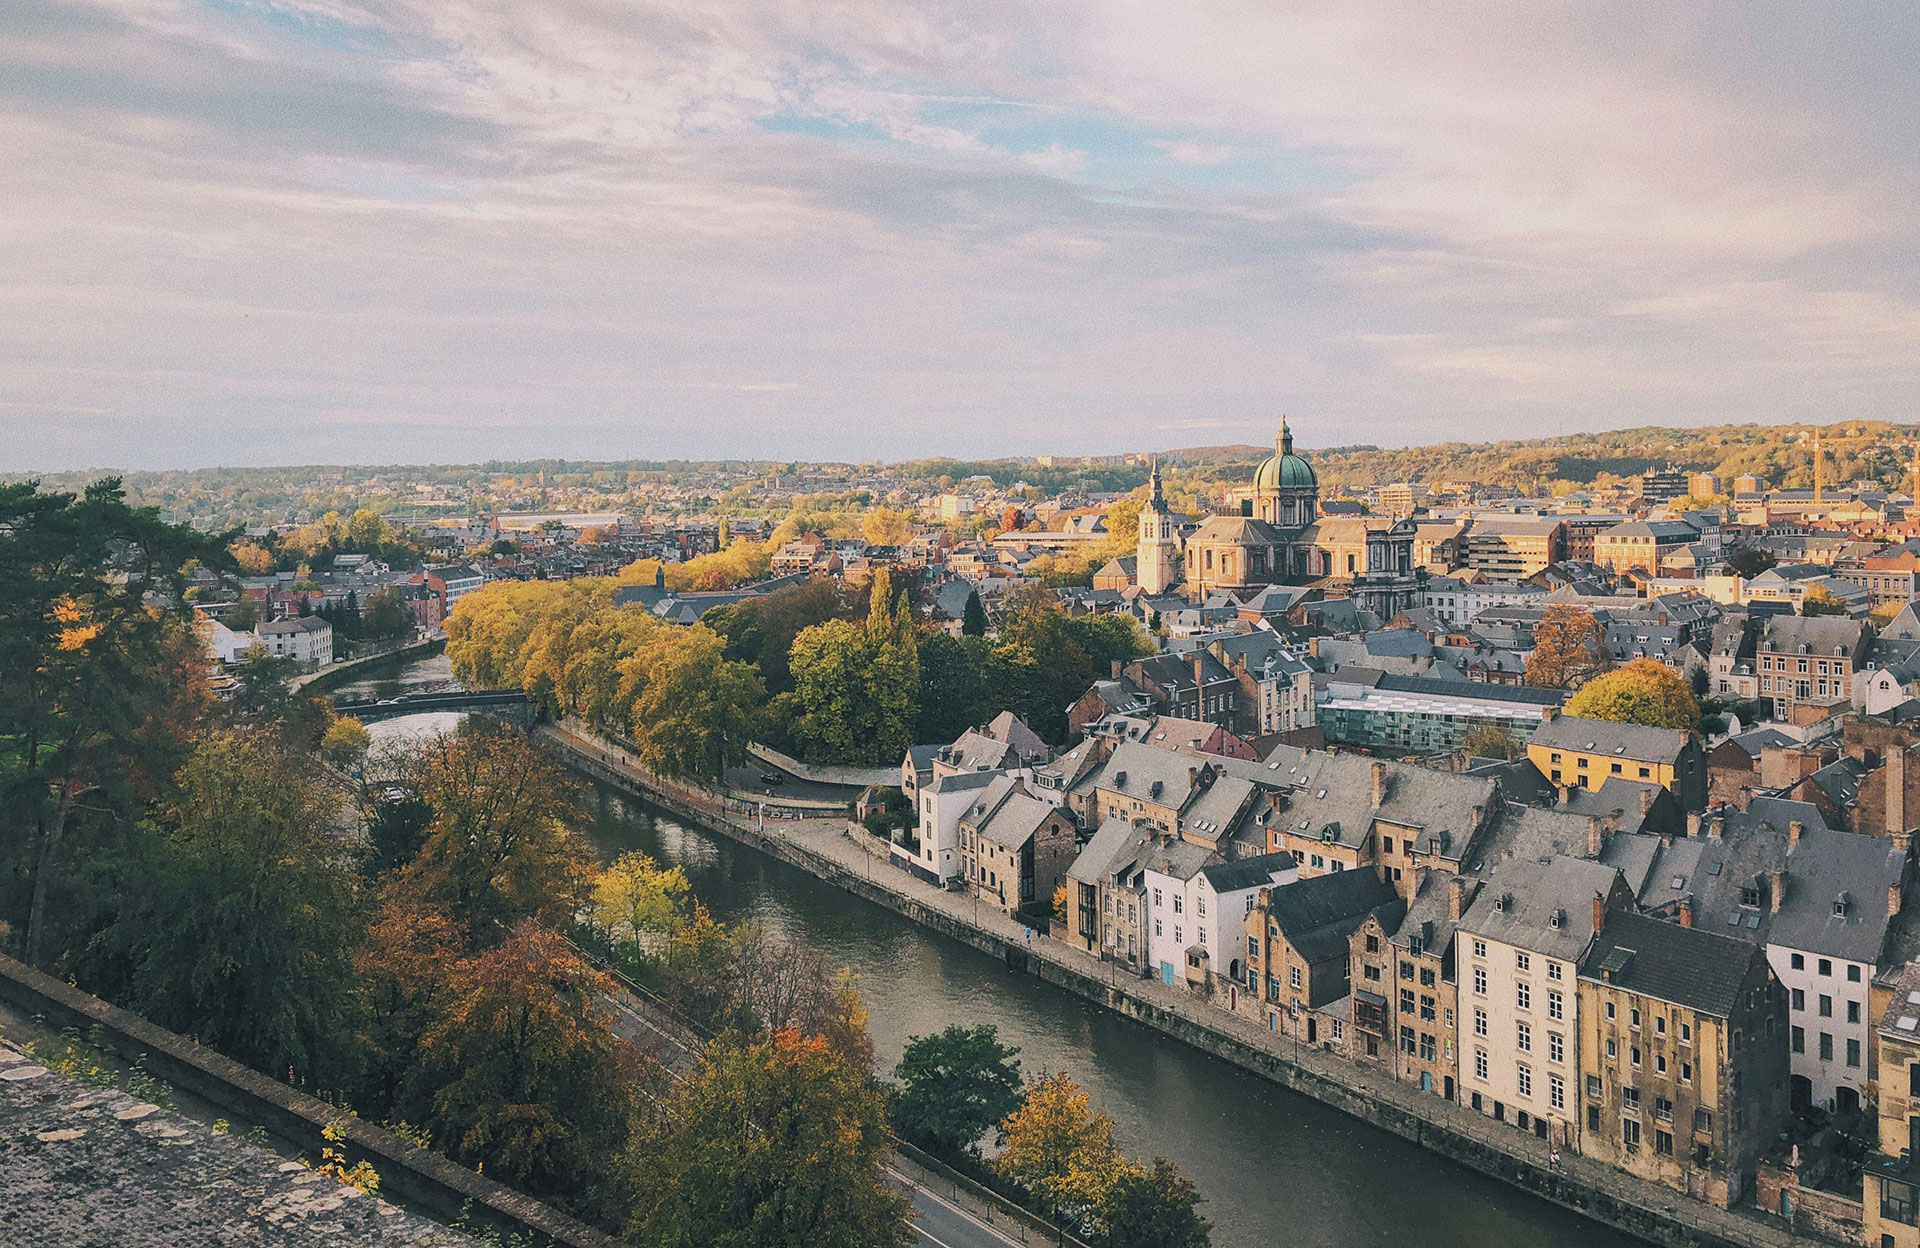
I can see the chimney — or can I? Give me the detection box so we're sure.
[1789,820,1804,853]
[1543,706,1559,722]
[1678,897,1693,928]
[1372,761,1388,808]
[1639,788,1655,817]
[1592,893,1606,936]
[1449,875,1467,921]
[1889,749,1908,839]
[1556,783,1571,805]
[1686,812,1701,838]
[1188,766,1200,791]
[1191,652,1205,707]
[1891,881,1903,919]
[1606,809,1623,834]
[1111,659,1123,679]
[1770,867,1787,913]
[1587,816,1605,858]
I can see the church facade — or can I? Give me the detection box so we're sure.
[1140,421,1422,618]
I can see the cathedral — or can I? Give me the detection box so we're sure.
[1136,420,1422,618]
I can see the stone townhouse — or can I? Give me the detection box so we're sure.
[1122,651,1243,730]
[1208,633,1315,737]
[1062,817,1160,971]
[957,776,1078,920]
[1865,960,1920,1248]
[1240,870,1403,1048]
[1754,614,1870,722]
[1576,911,1787,1208]
[1457,855,1636,1149]
[1350,871,1479,1101]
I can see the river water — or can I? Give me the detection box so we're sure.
[364,692,1639,1248]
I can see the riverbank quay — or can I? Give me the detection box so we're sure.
[540,721,1806,1248]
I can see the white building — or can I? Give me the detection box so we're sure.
[1457,856,1632,1150]
[898,769,1001,887]
[1422,577,1547,629]
[254,616,333,669]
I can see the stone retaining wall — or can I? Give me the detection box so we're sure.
[0,954,613,1248]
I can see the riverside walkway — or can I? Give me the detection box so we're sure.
[540,720,1805,1248]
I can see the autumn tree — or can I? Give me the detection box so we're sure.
[410,921,649,1223]
[860,506,915,547]
[632,1029,911,1248]
[1802,585,1851,617]
[996,1071,1130,1219]
[1525,605,1605,689]
[0,478,230,964]
[589,850,692,962]
[892,1024,1024,1160]
[1462,722,1518,761]
[1564,657,1700,731]
[396,725,590,939]
[621,624,765,781]
[354,895,465,1116]
[115,733,364,1089]
[320,715,372,769]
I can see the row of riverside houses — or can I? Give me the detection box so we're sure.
[886,701,1916,1224]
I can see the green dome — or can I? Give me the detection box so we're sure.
[1253,420,1316,492]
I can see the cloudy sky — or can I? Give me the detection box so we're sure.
[3,2,1917,469]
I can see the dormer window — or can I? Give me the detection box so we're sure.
[1833,892,1850,917]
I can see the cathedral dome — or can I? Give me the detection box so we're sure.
[1253,419,1316,492]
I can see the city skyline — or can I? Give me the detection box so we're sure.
[4,3,1918,470]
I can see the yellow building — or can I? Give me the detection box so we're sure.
[1526,711,1708,810]
[1866,961,1920,1248]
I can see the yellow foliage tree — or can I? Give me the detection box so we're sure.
[590,850,692,960]
[860,506,915,547]
[1563,657,1699,731]
[996,1071,1131,1216]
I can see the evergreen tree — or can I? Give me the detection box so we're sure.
[961,590,988,636]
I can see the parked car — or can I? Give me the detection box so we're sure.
[759,772,785,785]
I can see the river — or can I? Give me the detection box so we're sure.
[364,704,1640,1248]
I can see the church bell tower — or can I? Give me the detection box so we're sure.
[1137,459,1180,596]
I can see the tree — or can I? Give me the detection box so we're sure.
[229,541,274,575]
[915,632,987,744]
[1564,658,1700,731]
[1525,604,1605,689]
[996,1071,1129,1218]
[116,733,364,1089]
[320,716,372,769]
[788,612,917,765]
[892,1024,1025,1160]
[347,508,395,553]
[860,506,915,547]
[961,590,988,637]
[395,725,590,939]
[361,584,415,640]
[0,478,230,964]
[1093,1159,1212,1248]
[1803,585,1851,617]
[224,595,261,631]
[1726,546,1776,579]
[411,921,648,1223]
[1462,722,1518,761]
[633,1029,912,1248]
[589,850,692,961]
[622,624,765,781]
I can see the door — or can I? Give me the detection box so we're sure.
[1420,1072,1432,1092]
[1307,1018,1318,1044]
[1160,961,1175,986]
[1444,1076,1455,1101]
[1790,1075,1813,1114]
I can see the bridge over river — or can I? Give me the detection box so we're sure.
[332,688,533,724]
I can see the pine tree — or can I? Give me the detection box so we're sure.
[961,590,988,637]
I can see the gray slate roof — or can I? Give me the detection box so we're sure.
[1530,714,1692,765]
[1578,910,1763,1017]
[1458,854,1626,961]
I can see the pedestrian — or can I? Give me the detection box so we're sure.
[1549,1147,1561,1170]
[1024,926,1032,944]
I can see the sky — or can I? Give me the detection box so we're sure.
[3,2,1918,470]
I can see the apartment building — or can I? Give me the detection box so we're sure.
[1527,712,1708,811]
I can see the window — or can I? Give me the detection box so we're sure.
[1654,1016,1666,1037]
[1630,1008,1640,1029]
[1622,1119,1641,1149]
[1546,961,1562,981]
[1474,1008,1488,1037]
[1585,1074,1603,1099]
[1792,1026,1805,1054]
[1654,1129,1674,1157]
[1792,988,1805,1011]
[1401,1025,1417,1054]
[1517,1021,1532,1052]
[1421,995,1436,1021]
[1694,1108,1712,1133]
[1290,965,1302,990]
[1173,896,1183,914]
[1474,968,1487,996]
[1517,982,1531,1010]
[1516,951,1531,972]
[1655,1054,1666,1074]
[1366,934,1379,953]
[1791,953,1805,970]
[1420,967,1436,988]
[1364,964,1381,981]
[1473,939,1487,959]
[1630,1046,1641,1069]
[1606,1038,1617,1059]
[1881,1178,1919,1227]
[1849,1000,1862,1024]
[1850,965,1863,983]
[1605,1001,1616,1020]
[1549,1032,1564,1064]
[1549,1073,1565,1111]
[1820,958,1833,977]
[1820,1032,1834,1060]
[1548,991,1563,1021]
[1401,988,1416,1015]
[1249,936,1260,958]
[1654,1096,1673,1123]
[1621,1087,1641,1112]
[1173,926,1182,943]
[1475,1049,1489,1081]
[1680,1062,1692,1084]
[1819,994,1833,1018]
[1910,1063,1920,1098]
[1849,1038,1862,1068]
[1400,960,1415,980]
[1420,1033,1437,1062]
[1153,888,1163,906]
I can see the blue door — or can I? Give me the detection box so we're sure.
[1160,961,1175,985]
[1421,1072,1432,1092]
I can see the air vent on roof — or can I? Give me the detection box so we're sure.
[1316,789,1327,799]
[1900,1017,1919,1033]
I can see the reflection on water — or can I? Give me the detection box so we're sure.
[366,711,1640,1248]
[328,653,458,703]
